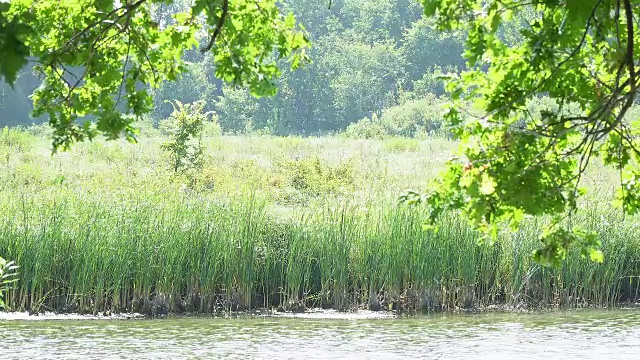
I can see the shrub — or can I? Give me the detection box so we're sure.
[202,117,223,137]
[343,94,448,139]
[343,116,387,139]
[383,138,420,153]
[160,100,212,173]
[277,156,356,198]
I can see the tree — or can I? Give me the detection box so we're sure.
[327,39,404,126]
[400,17,464,82]
[405,0,640,266]
[0,0,310,151]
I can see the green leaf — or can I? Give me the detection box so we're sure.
[589,249,604,263]
[566,0,598,22]
[0,22,29,85]
[479,173,496,195]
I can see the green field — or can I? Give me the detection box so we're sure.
[0,128,638,315]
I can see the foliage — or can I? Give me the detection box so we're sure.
[324,39,404,124]
[0,131,638,314]
[408,65,458,98]
[1,0,470,137]
[214,85,266,134]
[343,117,388,139]
[400,17,465,81]
[344,94,449,139]
[277,156,356,198]
[413,0,640,266]
[0,256,18,309]
[150,59,215,122]
[160,100,209,173]
[0,0,310,151]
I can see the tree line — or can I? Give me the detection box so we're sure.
[0,0,466,135]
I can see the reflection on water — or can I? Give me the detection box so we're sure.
[2,309,640,359]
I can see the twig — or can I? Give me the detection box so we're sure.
[114,32,133,110]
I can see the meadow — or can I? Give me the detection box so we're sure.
[0,127,638,315]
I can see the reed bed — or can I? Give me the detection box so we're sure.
[0,129,638,314]
[1,190,638,314]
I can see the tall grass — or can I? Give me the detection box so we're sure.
[0,129,638,314]
[1,190,638,314]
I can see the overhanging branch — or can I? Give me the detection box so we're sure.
[201,0,228,53]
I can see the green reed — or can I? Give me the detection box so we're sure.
[0,187,638,314]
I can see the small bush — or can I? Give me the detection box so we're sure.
[343,94,447,139]
[160,100,211,173]
[202,119,223,137]
[343,117,387,139]
[188,164,225,191]
[383,138,420,153]
[231,159,270,189]
[278,156,356,198]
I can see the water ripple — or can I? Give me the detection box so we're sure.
[2,309,640,359]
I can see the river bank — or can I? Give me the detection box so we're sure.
[1,133,638,315]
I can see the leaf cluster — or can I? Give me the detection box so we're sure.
[0,256,18,309]
[0,0,310,151]
[415,0,640,266]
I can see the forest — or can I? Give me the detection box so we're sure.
[0,0,468,136]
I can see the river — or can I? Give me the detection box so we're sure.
[2,309,640,359]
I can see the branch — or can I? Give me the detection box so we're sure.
[115,32,133,110]
[54,0,148,57]
[481,0,604,121]
[624,0,636,98]
[597,0,638,140]
[129,31,160,84]
[201,0,228,53]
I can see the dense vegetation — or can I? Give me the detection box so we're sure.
[3,0,640,314]
[0,128,638,315]
[0,0,463,136]
[415,0,640,266]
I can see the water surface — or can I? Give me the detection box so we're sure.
[2,309,640,359]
